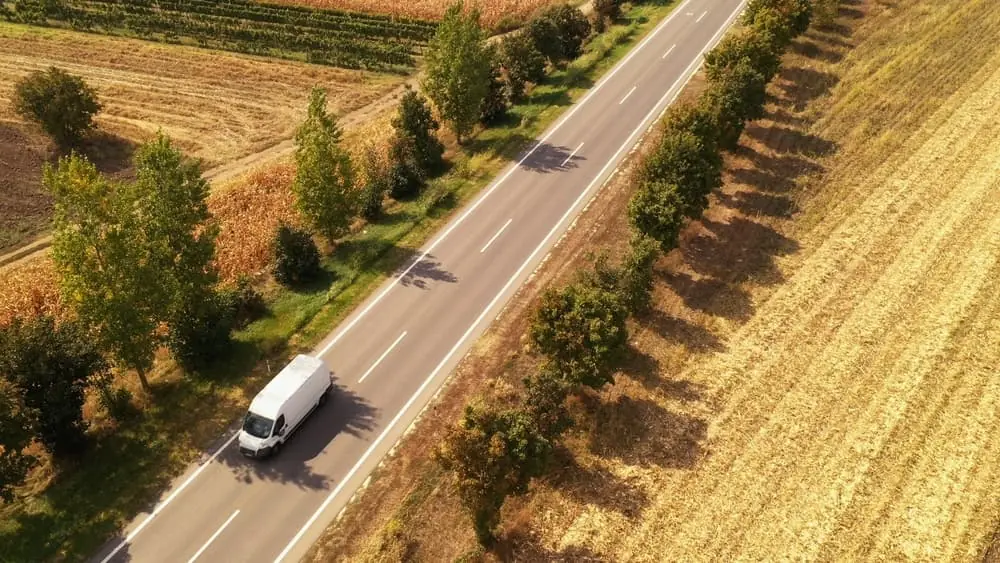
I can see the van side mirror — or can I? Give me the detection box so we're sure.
[277,427,286,437]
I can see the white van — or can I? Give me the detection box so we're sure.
[238,354,332,458]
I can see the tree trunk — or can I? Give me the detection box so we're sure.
[136,367,151,393]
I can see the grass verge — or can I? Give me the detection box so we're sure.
[0,2,682,561]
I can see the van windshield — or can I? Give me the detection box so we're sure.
[243,412,274,439]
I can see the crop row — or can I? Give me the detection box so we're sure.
[2,0,437,71]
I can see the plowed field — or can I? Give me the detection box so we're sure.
[305,0,1000,560]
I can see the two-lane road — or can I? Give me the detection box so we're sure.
[93,1,746,561]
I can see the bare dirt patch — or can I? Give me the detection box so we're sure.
[305,0,1000,560]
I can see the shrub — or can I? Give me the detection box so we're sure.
[0,316,104,458]
[0,382,35,502]
[272,224,322,287]
[498,32,546,101]
[523,368,573,439]
[593,0,622,21]
[530,279,629,389]
[14,66,101,146]
[527,4,592,64]
[480,50,511,125]
[167,290,237,373]
[220,275,266,329]
[359,146,391,221]
[387,137,427,200]
[436,403,552,546]
[704,30,782,83]
[628,180,685,252]
[641,128,722,218]
[392,87,445,175]
[702,59,768,150]
[619,233,660,314]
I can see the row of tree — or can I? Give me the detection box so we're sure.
[434,0,820,547]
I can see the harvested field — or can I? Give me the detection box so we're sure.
[0,23,405,168]
[307,0,1000,561]
[270,0,569,29]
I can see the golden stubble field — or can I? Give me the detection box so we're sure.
[305,0,1000,561]
[0,23,405,168]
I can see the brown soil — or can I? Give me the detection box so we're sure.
[306,0,1000,561]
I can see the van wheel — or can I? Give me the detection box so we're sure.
[270,441,282,457]
[318,389,329,407]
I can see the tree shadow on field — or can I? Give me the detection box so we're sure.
[583,394,706,469]
[716,189,799,218]
[545,446,650,518]
[790,37,844,64]
[498,524,607,562]
[775,66,841,112]
[633,310,725,356]
[77,130,137,179]
[659,270,756,322]
[682,217,800,286]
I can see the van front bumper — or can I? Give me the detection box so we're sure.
[239,445,272,458]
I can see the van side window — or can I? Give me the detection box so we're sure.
[274,415,285,436]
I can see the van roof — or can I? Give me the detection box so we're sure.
[248,354,325,419]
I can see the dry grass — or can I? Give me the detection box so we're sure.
[306,0,1000,560]
[269,0,569,28]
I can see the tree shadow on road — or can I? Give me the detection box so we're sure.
[399,254,458,289]
[520,142,586,174]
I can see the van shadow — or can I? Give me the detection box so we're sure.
[216,387,377,489]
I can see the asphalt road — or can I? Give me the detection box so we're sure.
[92,1,746,561]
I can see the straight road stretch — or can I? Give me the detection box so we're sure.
[93,1,747,561]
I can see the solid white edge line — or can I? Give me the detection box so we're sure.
[275,3,747,561]
[314,0,697,359]
[619,85,638,105]
[93,0,715,558]
[662,43,676,59]
[480,219,513,254]
[186,510,241,563]
[561,142,585,167]
[696,10,708,22]
[99,432,240,563]
[358,331,408,383]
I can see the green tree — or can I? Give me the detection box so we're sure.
[14,66,101,147]
[628,180,685,252]
[536,4,592,62]
[480,47,510,125]
[47,155,160,392]
[530,280,629,389]
[0,317,106,458]
[523,368,573,440]
[641,128,722,218]
[593,0,622,21]
[392,87,444,174]
[435,403,552,546]
[273,223,322,287]
[359,145,390,221]
[702,59,769,149]
[294,87,356,242]
[0,382,35,503]
[704,29,782,84]
[498,32,546,102]
[387,136,427,199]
[619,232,660,314]
[423,1,492,142]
